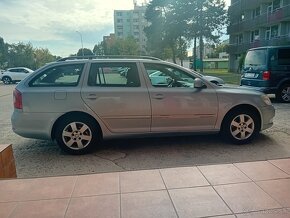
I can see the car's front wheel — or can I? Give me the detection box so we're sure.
[222,109,260,144]
[2,76,12,84]
[277,84,290,103]
[55,116,101,154]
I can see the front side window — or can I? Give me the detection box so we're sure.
[278,49,290,65]
[29,64,84,87]
[88,63,140,87]
[144,63,195,88]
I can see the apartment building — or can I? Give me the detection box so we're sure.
[114,3,148,54]
[228,0,290,72]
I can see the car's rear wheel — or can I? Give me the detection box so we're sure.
[55,116,101,154]
[277,84,290,103]
[2,76,12,84]
[222,109,260,144]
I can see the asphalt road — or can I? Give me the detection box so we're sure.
[1,83,290,179]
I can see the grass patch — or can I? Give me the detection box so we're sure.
[200,69,241,85]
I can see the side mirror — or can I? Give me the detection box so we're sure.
[194,78,205,88]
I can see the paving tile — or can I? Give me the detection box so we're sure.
[160,167,209,189]
[257,178,290,207]
[21,176,77,201]
[66,194,120,218]
[0,179,32,202]
[120,170,165,193]
[236,208,290,218]
[0,202,17,218]
[121,190,177,218]
[72,173,119,197]
[214,182,282,213]
[169,186,231,218]
[234,161,289,181]
[269,159,290,175]
[10,198,69,218]
[198,164,251,185]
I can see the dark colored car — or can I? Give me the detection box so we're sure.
[240,46,290,102]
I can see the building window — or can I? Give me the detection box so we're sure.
[271,25,279,38]
[251,30,260,42]
[237,34,243,44]
[265,27,271,40]
[117,26,123,30]
[117,32,123,37]
[127,19,130,22]
[117,19,123,23]
[133,19,139,23]
[116,12,122,16]
[273,0,281,11]
[239,13,245,22]
[252,6,261,18]
[134,25,139,29]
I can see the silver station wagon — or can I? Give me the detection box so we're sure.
[11,56,275,154]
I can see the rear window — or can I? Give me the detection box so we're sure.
[244,49,267,67]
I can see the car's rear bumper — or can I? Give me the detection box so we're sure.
[11,110,59,140]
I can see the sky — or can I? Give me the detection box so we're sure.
[0,0,231,57]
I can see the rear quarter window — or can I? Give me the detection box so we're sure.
[244,49,267,67]
[29,64,84,87]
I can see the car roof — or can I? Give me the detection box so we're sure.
[248,45,290,51]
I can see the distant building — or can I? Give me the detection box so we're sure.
[114,2,148,54]
[193,44,215,59]
[228,0,290,72]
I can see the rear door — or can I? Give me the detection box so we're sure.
[81,62,151,133]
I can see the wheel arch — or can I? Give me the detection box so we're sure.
[51,111,103,140]
[221,104,262,132]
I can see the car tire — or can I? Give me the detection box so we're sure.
[55,115,101,155]
[276,84,290,103]
[222,109,260,144]
[2,76,12,84]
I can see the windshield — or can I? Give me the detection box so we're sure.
[244,49,267,67]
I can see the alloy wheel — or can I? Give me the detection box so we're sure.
[230,114,255,140]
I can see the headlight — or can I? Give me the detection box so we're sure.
[261,94,272,106]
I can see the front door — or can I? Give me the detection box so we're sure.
[143,63,218,132]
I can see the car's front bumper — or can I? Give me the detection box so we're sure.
[260,104,275,131]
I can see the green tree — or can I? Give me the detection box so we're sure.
[77,48,94,56]
[93,42,104,55]
[104,37,140,55]
[0,37,8,69]
[7,42,35,69]
[33,48,56,69]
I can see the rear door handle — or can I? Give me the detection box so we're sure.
[153,94,164,100]
[86,94,97,100]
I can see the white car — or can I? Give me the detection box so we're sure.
[0,67,34,84]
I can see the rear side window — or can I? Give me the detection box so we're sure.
[278,49,290,65]
[29,64,84,87]
[244,49,267,67]
[88,63,140,87]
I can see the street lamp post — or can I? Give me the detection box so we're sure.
[76,31,84,57]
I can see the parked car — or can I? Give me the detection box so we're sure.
[240,46,290,102]
[0,67,34,84]
[11,56,275,154]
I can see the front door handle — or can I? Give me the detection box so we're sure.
[153,94,164,100]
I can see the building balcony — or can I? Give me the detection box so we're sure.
[228,0,269,16]
[228,35,290,54]
[228,4,290,34]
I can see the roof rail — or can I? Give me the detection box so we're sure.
[56,55,162,62]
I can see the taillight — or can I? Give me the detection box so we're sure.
[13,89,22,109]
[262,71,270,80]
